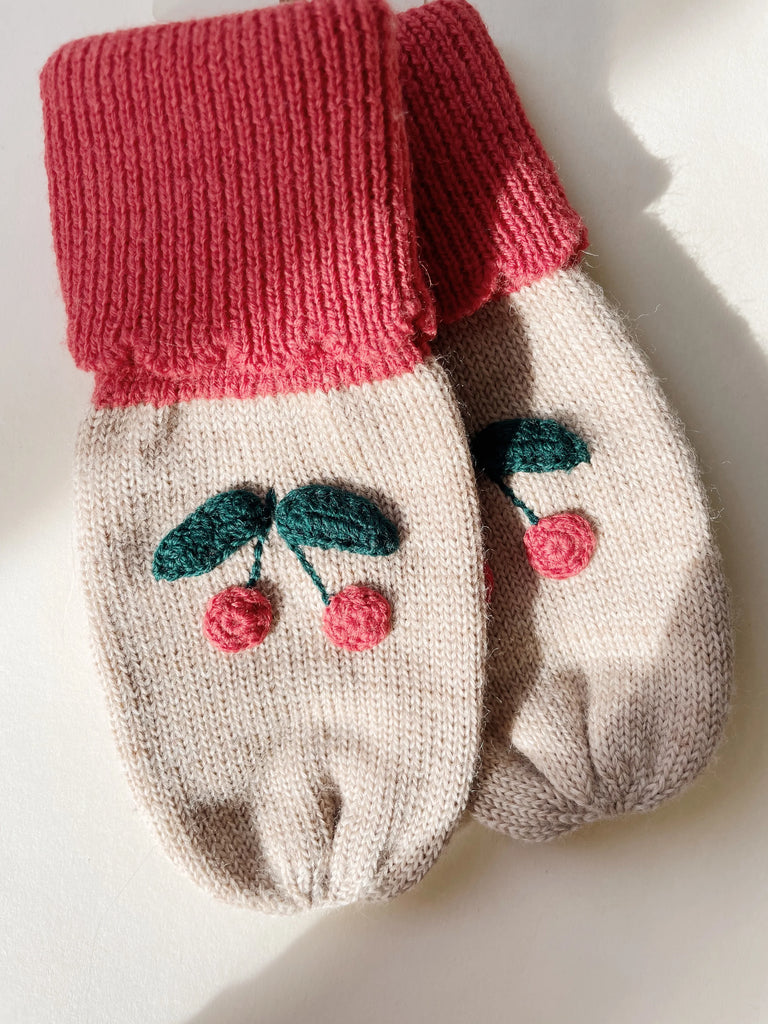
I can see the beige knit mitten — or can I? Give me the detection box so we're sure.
[400,0,732,839]
[40,0,485,909]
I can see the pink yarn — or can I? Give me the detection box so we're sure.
[203,586,272,653]
[524,513,596,580]
[323,585,392,652]
[399,0,587,325]
[40,0,434,408]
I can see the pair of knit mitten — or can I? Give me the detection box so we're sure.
[40,0,731,911]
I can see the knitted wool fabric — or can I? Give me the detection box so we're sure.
[40,0,486,910]
[399,0,732,839]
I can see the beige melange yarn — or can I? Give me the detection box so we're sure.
[437,267,732,840]
[76,360,485,910]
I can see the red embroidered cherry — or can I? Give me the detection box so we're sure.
[203,586,272,652]
[323,585,392,651]
[524,512,596,580]
[483,561,495,603]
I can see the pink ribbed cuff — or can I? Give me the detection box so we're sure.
[398,0,587,324]
[41,0,434,407]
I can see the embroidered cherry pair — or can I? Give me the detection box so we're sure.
[471,418,596,581]
[153,485,398,654]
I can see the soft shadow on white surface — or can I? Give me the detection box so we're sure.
[182,802,765,1024]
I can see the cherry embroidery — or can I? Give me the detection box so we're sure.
[523,512,595,580]
[471,418,596,580]
[153,484,398,653]
[203,586,273,652]
[323,585,392,651]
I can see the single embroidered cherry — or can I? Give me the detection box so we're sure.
[523,512,596,580]
[471,418,596,580]
[322,584,392,651]
[275,485,397,650]
[203,586,273,653]
[483,561,495,603]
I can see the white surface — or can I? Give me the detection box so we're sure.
[2,1,767,1021]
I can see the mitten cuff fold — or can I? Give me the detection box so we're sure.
[399,0,587,324]
[41,0,434,406]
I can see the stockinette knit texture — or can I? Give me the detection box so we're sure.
[40,0,485,910]
[398,0,732,839]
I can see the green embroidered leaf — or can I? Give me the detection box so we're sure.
[275,485,399,557]
[153,489,274,581]
[471,418,589,480]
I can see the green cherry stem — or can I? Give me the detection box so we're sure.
[245,490,276,589]
[284,540,330,606]
[246,537,265,589]
[497,481,540,526]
